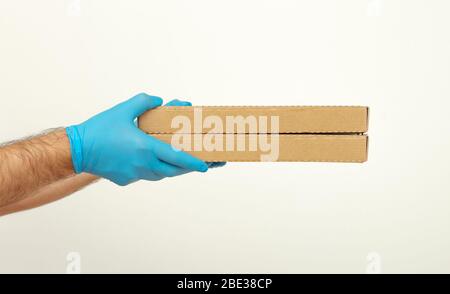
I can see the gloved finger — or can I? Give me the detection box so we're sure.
[141,170,164,181]
[168,100,221,168]
[133,97,188,127]
[165,99,192,107]
[153,159,192,178]
[112,177,139,186]
[117,93,163,119]
[151,138,208,172]
[207,162,227,168]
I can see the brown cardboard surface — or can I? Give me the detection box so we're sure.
[152,134,368,162]
[138,106,368,134]
[139,105,369,162]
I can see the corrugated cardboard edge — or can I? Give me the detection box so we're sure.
[152,134,368,163]
[138,106,369,134]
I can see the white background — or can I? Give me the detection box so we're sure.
[1,0,449,273]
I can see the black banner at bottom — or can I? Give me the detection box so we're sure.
[1,274,449,292]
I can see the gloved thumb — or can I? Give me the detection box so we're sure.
[118,93,163,119]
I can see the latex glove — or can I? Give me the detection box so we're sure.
[65,93,209,186]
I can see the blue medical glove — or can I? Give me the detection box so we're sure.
[65,93,209,186]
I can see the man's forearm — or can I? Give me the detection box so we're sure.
[0,128,74,207]
[0,173,99,217]
[0,95,216,215]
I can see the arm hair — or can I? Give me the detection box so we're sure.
[0,128,75,207]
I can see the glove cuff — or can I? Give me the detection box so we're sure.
[65,125,83,174]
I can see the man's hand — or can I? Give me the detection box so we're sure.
[65,93,209,186]
[0,93,220,211]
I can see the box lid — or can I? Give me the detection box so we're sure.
[138,106,368,134]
